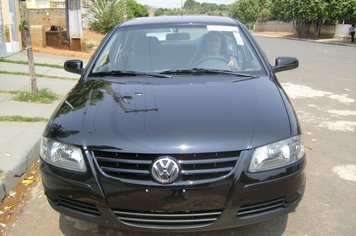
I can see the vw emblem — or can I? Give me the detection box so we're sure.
[151,156,180,184]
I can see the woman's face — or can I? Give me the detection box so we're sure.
[207,34,222,55]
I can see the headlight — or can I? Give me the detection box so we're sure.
[40,137,87,172]
[249,135,305,172]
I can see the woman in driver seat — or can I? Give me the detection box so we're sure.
[193,31,239,71]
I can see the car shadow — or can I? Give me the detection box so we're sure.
[59,214,288,236]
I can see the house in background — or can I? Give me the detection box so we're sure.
[0,0,83,56]
[0,0,22,56]
[27,0,65,9]
[0,0,6,57]
[26,0,83,50]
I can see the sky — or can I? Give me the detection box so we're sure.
[137,0,235,8]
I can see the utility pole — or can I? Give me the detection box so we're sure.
[19,0,38,96]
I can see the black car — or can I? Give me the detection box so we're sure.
[40,16,306,232]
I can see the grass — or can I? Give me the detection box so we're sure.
[84,41,96,50]
[0,90,19,94]
[13,89,59,103]
[0,70,77,81]
[0,116,48,122]
[0,58,63,69]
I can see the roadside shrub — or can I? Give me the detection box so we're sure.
[258,8,272,23]
[89,0,125,33]
[89,0,148,33]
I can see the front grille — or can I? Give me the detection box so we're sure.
[52,196,100,216]
[237,197,285,218]
[92,151,240,184]
[113,209,222,229]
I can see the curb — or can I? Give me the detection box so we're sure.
[252,33,356,47]
[0,140,40,202]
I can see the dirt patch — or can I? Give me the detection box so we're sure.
[33,46,93,59]
[32,29,105,59]
[252,31,297,37]
[252,31,337,40]
[32,30,105,59]
[83,29,105,45]
[0,161,41,235]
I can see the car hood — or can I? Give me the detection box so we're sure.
[46,77,291,153]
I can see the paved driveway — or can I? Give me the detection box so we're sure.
[7,37,356,236]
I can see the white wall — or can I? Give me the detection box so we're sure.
[254,21,296,34]
[334,24,351,38]
[27,0,50,9]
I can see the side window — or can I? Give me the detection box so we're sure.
[92,32,128,72]
[92,38,116,72]
[231,32,262,72]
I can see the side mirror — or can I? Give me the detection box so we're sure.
[64,59,84,75]
[273,57,299,73]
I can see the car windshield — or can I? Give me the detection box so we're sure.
[90,24,265,76]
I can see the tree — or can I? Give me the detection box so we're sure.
[126,0,149,18]
[271,0,326,38]
[19,1,38,96]
[270,0,356,38]
[89,0,148,33]
[154,8,165,16]
[184,0,199,13]
[181,0,229,16]
[325,0,356,22]
[89,0,125,33]
[164,8,181,16]
[229,0,261,26]
[258,8,272,23]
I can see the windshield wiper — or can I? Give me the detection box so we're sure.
[160,68,258,79]
[89,70,172,78]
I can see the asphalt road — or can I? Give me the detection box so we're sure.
[7,36,356,236]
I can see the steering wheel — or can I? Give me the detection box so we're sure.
[193,56,230,70]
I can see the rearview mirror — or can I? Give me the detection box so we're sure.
[64,59,84,75]
[273,57,299,73]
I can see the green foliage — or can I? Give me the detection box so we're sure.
[154,8,165,16]
[126,0,149,18]
[19,20,29,31]
[0,58,63,69]
[0,90,19,94]
[184,0,200,13]
[258,8,272,23]
[164,8,181,16]
[84,41,96,50]
[0,116,48,122]
[272,0,324,23]
[271,0,356,37]
[154,8,181,16]
[13,89,59,103]
[89,0,148,33]
[89,0,125,33]
[272,0,330,37]
[0,70,75,81]
[229,0,262,25]
[325,0,356,22]
[153,1,230,16]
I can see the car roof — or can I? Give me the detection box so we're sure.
[119,16,239,28]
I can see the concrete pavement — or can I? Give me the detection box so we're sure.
[0,62,78,79]
[0,52,79,201]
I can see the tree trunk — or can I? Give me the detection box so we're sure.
[24,30,37,95]
[20,2,38,96]
[293,20,305,38]
[315,21,322,39]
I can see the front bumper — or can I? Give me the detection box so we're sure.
[40,150,306,232]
